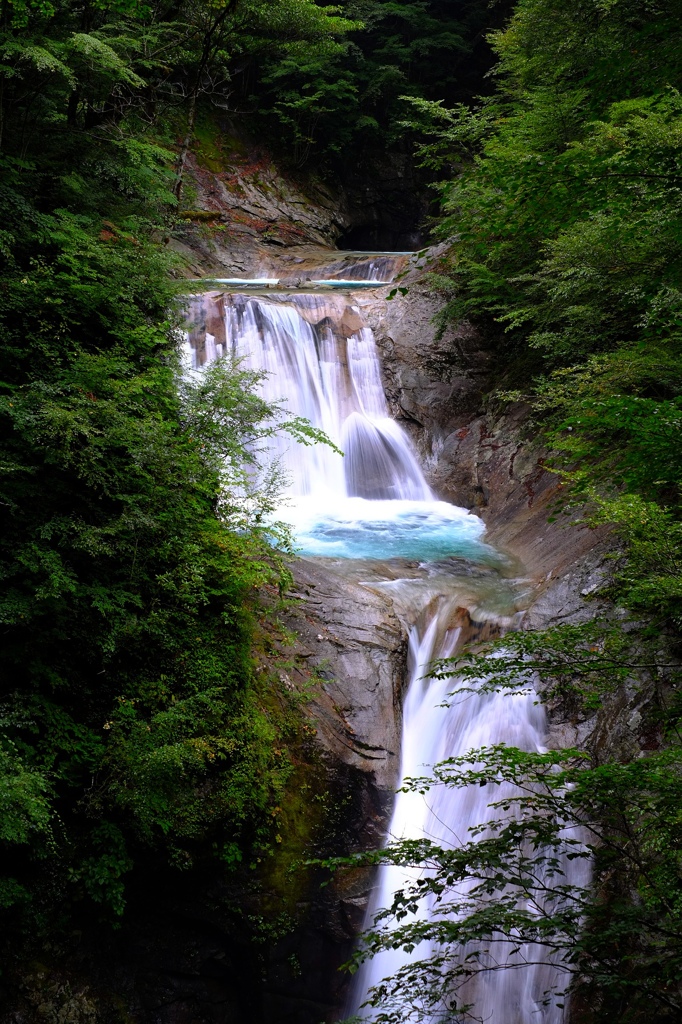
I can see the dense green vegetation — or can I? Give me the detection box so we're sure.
[0,0,358,944]
[244,0,503,163]
[0,0,502,950]
[343,1,682,1021]
[415,0,682,621]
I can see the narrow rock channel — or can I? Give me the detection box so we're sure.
[184,251,590,1022]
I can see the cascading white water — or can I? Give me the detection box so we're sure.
[187,293,432,503]
[185,276,582,1023]
[346,588,582,1024]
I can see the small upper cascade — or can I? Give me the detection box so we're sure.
[194,278,385,291]
[322,253,408,282]
[187,250,411,292]
[184,290,432,502]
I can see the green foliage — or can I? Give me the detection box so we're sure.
[405,0,682,359]
[0,0,349,938]
[534,350,682,498]
[243,0,496,162]
[0,200,300,923]
[587,495,682,627]
[0,742,52,848]
[432,620,671,712]
[337,735,682,1023]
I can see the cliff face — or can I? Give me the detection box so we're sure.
[171,126,426,279]
[172,149,350,277]
[286,562,406,797]
[365,254,654,767]
[262,562,408,1023]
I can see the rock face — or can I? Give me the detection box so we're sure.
[287,560,407,797]
[173,150,351,277]
[260,560,408,1024]
[171,129,426,278]
[368,282,494,448]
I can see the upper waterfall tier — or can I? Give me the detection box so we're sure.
[184,291,432,503]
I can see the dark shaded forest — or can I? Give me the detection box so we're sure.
[1,0,682,1021]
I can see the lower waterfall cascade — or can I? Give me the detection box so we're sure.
[185,263,586,1023]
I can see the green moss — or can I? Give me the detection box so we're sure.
[193,111,249,173]
[258,758,328,914]
[181,209,222,222]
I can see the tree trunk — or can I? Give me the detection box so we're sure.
[173,86,197,205]
[171,0,238,207]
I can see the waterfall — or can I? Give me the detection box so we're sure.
[184,276,582,1024]
[346,592,582,1024]
[186,292,431,503]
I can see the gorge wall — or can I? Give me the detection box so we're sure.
[171,152,624,1022]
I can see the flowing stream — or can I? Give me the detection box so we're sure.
[185,258,578,1023]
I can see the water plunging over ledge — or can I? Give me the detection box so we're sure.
[183,257,577,1024]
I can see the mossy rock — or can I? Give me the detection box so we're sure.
[181,209,222,223]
